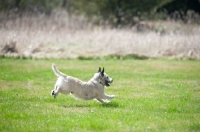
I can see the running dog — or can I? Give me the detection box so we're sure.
[51,64,115,103]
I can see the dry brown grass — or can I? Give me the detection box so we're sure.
[0,9,200,59]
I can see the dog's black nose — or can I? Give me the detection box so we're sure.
[110,79,113,83]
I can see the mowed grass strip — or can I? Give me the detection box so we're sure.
[0,58,200,132]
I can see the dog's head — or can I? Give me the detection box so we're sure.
[96,67,113,87]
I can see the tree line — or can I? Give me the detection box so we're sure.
[1,0,200,26]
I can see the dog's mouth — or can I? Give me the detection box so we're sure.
[105,79,113,87]
[105,82,110,87]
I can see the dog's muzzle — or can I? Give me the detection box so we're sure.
[105,78,113,87]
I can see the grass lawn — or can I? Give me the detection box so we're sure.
[0,58,200,132]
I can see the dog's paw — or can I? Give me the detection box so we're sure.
[51,90,56,98]
[51,90,54,96]
[110,95,115,99]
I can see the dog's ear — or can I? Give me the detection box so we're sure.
[98,67,101,73]
[101,67,104,76]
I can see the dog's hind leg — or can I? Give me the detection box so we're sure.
[51,85,61,98]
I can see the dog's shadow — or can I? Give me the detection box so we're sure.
[63,104,91,108]
[62,101,120,108]
[100,101,119,108]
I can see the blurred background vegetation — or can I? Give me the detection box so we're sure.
[1,0,200,60]
[1,0,200,27]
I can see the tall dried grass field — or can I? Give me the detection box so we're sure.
[0,9,200,59]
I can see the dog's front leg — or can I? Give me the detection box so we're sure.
[102,94,115,100]
[96,98,104,103]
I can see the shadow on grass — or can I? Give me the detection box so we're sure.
[62,104,92,108]
[61,101,120,108]
[190,124,200,131]
[100,101,120,108]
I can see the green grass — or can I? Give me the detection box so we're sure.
[0,58,200,132]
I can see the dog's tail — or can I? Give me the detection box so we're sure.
[52,63,67,78]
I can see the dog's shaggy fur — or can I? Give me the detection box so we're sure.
[51,64,115,103]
